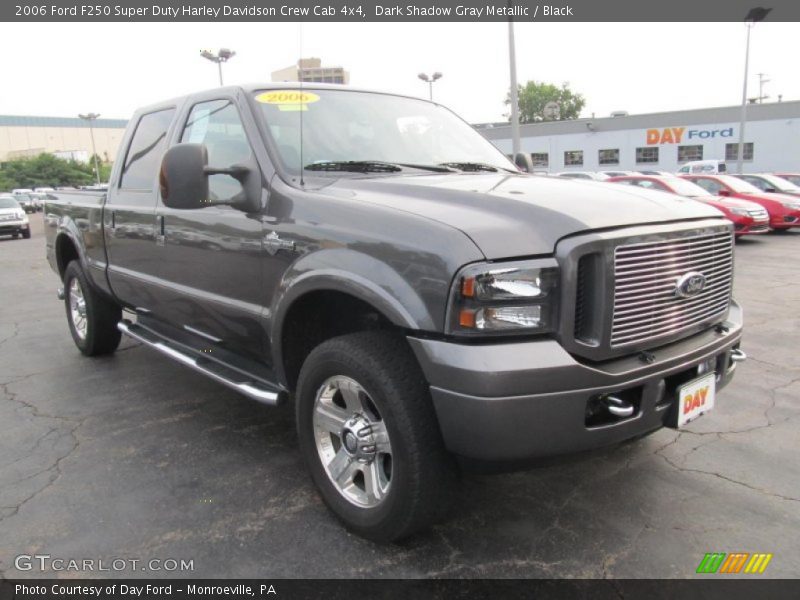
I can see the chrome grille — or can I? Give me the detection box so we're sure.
[611,231,733,347]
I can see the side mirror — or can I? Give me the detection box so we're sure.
[514,152,534,173]
[160,143,262,212]
[160,144,209,210]
[765,187,777,193]
[718,189,731,197]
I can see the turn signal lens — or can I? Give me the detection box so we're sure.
[459,309,476,328]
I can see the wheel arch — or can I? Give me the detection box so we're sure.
[271,255,438,391]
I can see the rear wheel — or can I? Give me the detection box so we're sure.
[296,331,457,542]
[63,261,122,356]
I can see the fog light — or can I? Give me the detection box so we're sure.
[697,359,715,376]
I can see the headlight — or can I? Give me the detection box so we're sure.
[447,259,559,335]
[728,207,750,216]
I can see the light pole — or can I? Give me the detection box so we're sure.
[508,19,521,158]
[78,112,101,185]
[417,72,442,101]
[200,48,236,86]
[756,72,770,102]
[737,7,771,174]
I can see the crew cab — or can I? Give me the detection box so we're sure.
[45,84,745,541]
[608,175,769,235]
[681,173,800,231]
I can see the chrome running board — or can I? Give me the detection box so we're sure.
[117,320,285,406]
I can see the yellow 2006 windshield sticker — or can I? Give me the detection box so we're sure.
[256,90,320,111]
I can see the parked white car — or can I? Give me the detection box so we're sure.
[676,160,727,175]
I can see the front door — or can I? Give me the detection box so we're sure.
[156,98,265,358]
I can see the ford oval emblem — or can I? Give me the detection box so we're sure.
[674,272,707,298]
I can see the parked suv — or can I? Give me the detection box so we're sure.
[0,195,31,239]
[45,85,745,541]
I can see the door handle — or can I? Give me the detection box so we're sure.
[156,215,165,246]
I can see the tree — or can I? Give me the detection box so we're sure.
[506,81,586,124]
[0,153,106,191]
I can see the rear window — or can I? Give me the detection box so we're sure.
[120,108,176,190]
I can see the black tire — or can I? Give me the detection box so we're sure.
[21,229,31,239]
[12,233,19,239]
[63,260,122,356]
[296,331,457,542]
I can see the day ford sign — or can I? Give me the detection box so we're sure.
[646,127,735,145]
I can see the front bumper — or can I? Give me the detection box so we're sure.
[734,218,769,235]
[771,210,800,229]
[0,219,29,235]
[408,301,744,461]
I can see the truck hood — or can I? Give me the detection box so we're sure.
[320,173,725,259]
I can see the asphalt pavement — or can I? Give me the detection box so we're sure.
[1,215,798,578]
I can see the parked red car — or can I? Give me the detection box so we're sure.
[680,174,800,231]
[774,173,800,187]
[733,173,800,197]
[609,175,769,236]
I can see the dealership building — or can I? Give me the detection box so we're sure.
[0,115,128,162]
[478,100,800,173]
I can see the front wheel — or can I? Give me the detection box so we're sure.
[296,331,457,542]
[63,261,122,356]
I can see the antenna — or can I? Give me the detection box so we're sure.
[299,20,305,187]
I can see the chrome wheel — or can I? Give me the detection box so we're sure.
[68,277,88,340]
[313,376,393,508]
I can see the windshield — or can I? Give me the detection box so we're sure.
[715,175,762,193]
[780,174,800,186]
[0,197,20,209]
[253,89,515,174]
[662,177,711,197]
[761,174,800,191]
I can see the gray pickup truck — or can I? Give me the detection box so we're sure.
[45,84,745,541]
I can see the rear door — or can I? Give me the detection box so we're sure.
[105,107,176,311]
[155,95,266,358]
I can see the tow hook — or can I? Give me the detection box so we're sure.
[603,395,635,418]
[57,286,65,300]
[731,348,747,363]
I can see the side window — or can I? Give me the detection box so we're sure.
[741,176,766,190]
[121,108,176,190]
[181,99,253,203]
[694,178,722,194]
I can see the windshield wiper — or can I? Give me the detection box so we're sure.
[304,160,456,174]
[304,160,402,173]
[438,162,505,173]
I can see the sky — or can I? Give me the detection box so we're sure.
[0,21,799,123]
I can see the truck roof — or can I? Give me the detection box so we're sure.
[133,83,432,116]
